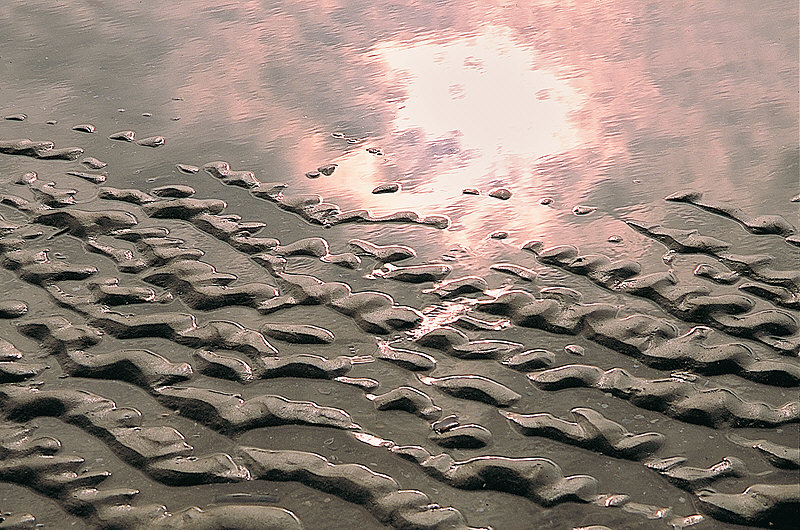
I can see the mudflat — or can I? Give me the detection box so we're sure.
[0,2,797,529]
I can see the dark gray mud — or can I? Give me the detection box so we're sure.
[0,1,798,529]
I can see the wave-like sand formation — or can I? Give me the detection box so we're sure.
[0,131,796,528]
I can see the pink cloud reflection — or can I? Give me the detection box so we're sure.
[310,26,620,244]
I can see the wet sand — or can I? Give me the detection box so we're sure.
[0,1,798,529]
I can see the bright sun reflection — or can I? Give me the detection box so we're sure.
[299,25,598,248]
[374,26,587,183]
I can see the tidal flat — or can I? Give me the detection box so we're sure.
[0,1,797,528]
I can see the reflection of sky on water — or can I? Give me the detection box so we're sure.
[376,27,587,171]
[316,26,607,246]
[0,0,796,258]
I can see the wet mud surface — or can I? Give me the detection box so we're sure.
[0,125,796,529]
[0,1,798,529]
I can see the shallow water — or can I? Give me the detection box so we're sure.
[0,1,798,529]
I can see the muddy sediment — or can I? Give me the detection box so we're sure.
[0,127,796,529]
